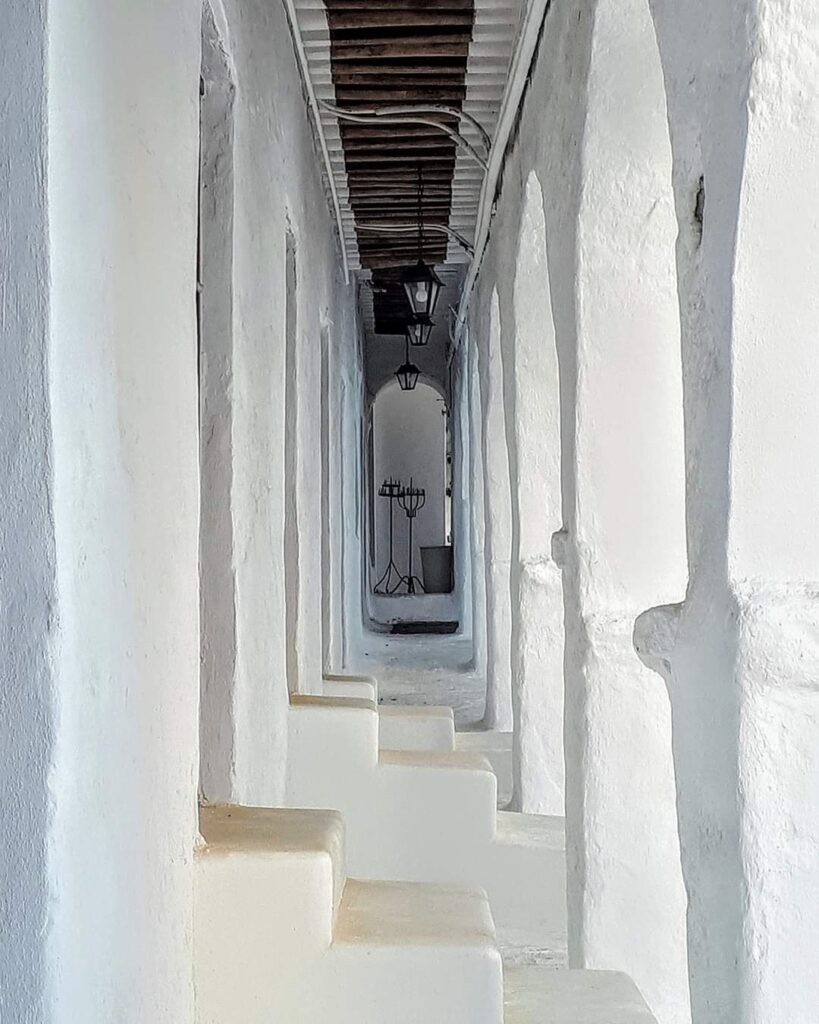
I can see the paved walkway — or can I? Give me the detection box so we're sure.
[348,630,486,729]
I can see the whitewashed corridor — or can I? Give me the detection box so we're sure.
[4,0,819,1022]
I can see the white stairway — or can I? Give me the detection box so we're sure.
[322,673,456,752]
[194,804,657,1024]
[324,675,513,800]
[195,804,503,1024]
[504,967,658,1023]
[285,690,566,953]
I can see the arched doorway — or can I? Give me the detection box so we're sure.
[369,378,452,618]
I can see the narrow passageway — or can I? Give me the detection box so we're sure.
[4,1,819,1023]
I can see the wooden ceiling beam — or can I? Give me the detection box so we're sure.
[331,41,470,58]
[324,0,474,10]
[327,10,473,28]
[334,87,467,102]
[344,147,456,160]
[327,61,468,76]
[332,74,466,87]
[331,31,472,46]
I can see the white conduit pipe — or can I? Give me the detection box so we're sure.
[319,101,489,172]
[356,222,475,256]
[453,0,552,349]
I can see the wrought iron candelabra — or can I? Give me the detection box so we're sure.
[374,477,406,594]
[397,479,426,595]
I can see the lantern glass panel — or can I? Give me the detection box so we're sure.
[395,361,420,391]
[406,317,433,347]
[402,261,443,319]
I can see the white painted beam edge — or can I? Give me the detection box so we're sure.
[283,0,350,284]
[453,0,551,349]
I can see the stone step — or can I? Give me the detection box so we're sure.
[378,703,456,751]
[197,804,345,947]
[455,729,513,805]
[285,699,567,952]
[322,672,456,752]
[196,804,505,1024]
[328,879,504,1023]
[490,813,567,958]
[322,673,378,702]
[503,967,658,1023]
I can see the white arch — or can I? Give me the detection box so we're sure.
[562,1,690,1021]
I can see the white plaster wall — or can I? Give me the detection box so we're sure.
[467,1,690,1021]
[212,0,356,802]
[473,291,514,731]
[0,5,56,1019]
[47,2,202,1021]
[341,333,368,666]
[199,2,239,805]
[505,172,565,816]
[567,11,691,1020]
[372,380,448,590]
[636,3,819,1021]
[467,329,489,681]
[452,339,475,645]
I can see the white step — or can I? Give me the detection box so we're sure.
[379,704,456,752]
[195,804,504,1024]
[322,673,378,702]
[503,967,657,1023]
[322,673,456,753]
[285,700,567,952]
[329,879,503,1023]
[456,730,513,806]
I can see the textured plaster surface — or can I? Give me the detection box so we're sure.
[47,1,202,1020]
[468,1,690,1020]
[477,164,566,817]
[0,4,55,1020]
[474,291,514,731]
[199,2,238,805]
[206,0,356,802]
[639,2,819,1020]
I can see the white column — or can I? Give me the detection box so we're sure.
[561,2,691,1022]
[47,0,202,1020]
[476,292,514,731]
[467,328,489,695]
[502,171,565,815]
[637,3,819,1021]
[1,6,56,1020]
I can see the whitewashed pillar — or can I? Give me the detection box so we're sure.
[475,292,514,731]
[1,6,56,1019]
[637,3,819,1021]
[501,172,566,816]
[560,2,691,1022]
[467,327,489,695]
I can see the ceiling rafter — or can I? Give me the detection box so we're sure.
[290,0,524,346]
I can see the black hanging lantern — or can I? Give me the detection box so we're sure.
[395,334,420,391]
[401,164,443,320]
[402,261,443,321]
[406,315,434,348]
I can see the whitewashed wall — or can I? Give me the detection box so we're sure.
[2,1,356,1020]
[470,291,514,730]
[1,4,56,1020]
[638,2,819,1021]
[46,2,202,1022]
[465,1,690,1021]
[200,0,357,805]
